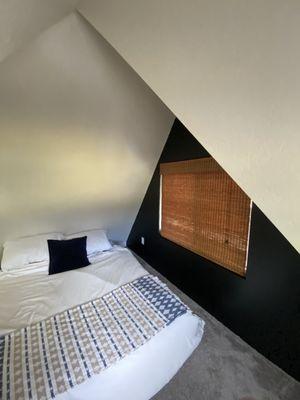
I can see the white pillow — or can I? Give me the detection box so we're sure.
[1,261,49,276]
[65,229,112,255]
[1,232,63,272]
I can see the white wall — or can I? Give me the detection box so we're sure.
[0,12,174,247]
[78,0,300,252]
[0,0,79,63]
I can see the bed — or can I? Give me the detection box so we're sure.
[0,244,204,400]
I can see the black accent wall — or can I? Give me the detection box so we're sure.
[127,119,300,380]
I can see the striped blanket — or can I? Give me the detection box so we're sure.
[0,274,189,400]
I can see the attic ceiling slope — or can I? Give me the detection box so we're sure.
[78,0,300,252]
[0,12,174,247]
[0,0,79,63]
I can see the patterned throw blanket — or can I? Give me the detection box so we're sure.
[0,274,189,400]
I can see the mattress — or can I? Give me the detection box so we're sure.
[0,246,204,400]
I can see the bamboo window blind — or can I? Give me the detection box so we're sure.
[160,158,252,276]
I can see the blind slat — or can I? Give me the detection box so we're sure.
[160,158,252,276]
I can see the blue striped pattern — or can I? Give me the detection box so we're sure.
[40,321,56,398]
[24,328,33,399]
[133,275,188,325]
[0,336,5,400]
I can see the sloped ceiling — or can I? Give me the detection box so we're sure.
[0,12,173,246]
[0,1,299,252]
[78,0,300,252]
[0,0,79,63]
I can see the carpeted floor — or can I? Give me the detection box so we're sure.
[134,254,300,400]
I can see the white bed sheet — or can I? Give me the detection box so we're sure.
[0,246,204,400]
[0,246,145,335]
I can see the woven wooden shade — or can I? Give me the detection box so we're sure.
[160,158,252,276]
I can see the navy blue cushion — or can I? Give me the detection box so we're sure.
[48,236,90,275]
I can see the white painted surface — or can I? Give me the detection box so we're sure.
[0,0,79,63]
[0,12,174,247]
[78,0,300,251]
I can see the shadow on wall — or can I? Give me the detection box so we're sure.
[0,201,137,256]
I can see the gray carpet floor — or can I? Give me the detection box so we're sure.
[134,254,300,400]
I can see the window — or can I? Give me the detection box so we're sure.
[159,157,252,276]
